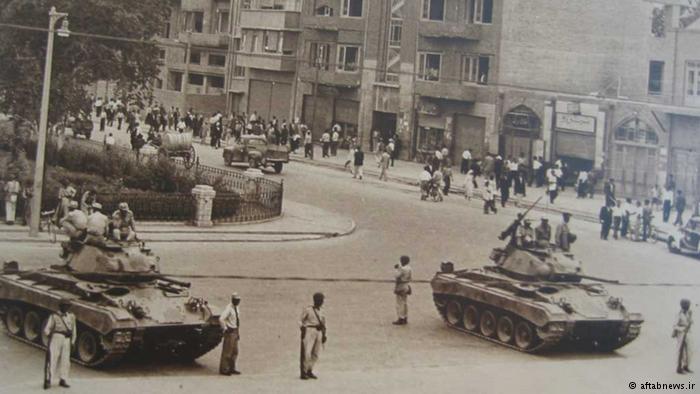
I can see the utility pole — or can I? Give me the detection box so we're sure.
[29,7,69,237]
[182,31,192,111]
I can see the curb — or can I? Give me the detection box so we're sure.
[290,156,600,223]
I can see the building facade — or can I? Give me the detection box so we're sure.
[152,0,700,200]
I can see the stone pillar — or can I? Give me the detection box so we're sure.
[191,185,216,227]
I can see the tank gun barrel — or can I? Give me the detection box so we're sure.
[576,274,620,284]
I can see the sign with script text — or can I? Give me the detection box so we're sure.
[555,113,596,133]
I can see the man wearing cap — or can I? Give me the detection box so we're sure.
[393,256,412,325]
[535,218,552,248]
[85,203,110,246]
[555,212,575,252]
[673,299,693,374]
[43,300,76,389]
[112,202,136,241]
[300,292,327,380]
[219,293,242,375]
[517,219,536,248]
[60,201,88,242]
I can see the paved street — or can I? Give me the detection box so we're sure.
[0,128,698,393]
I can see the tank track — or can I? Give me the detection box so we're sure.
[3,325,127,368]
[433,295,561,353]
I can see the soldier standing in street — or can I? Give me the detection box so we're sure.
[300,292,327,380]
[219,293,242,376]
[673,299,693,374]
[393,256,412,325]
[555,212,575,252]
[43,299,76,389]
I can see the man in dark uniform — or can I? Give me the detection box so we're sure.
[599,204,613,240]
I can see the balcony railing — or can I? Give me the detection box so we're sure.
[415,80,478,102]
[299,67,361,88]
[236,52,297,72]
[178,31,230,48]
[419,21,482,40]
[240,9,301,30]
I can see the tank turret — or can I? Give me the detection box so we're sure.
[489,246,583,282]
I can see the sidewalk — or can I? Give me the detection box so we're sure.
[291,145,608,223]
[0,201,355,244]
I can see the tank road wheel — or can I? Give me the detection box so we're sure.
[496,315,515,344]
[445,300,462,327]
[5,306,23,336]
[23,311,43,342]
[514,320,537,350]
[76,329,104,364]
[462,305,479,332]
[479,310,497,338]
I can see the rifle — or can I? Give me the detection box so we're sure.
[499,196,544,241]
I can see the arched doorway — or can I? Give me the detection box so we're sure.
[610,117,660,197]
[500,105,541,162]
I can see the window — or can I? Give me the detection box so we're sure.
[208,76,225,89]
[651,7,665,37]
[337,45,360,72]
[422,0,445,21]
[158,49,166,60]
[418,52,441,81]
[315,5,333,16]
[686,61,700,96]
[341,0,363,17]
[389,20,402,47]
[461,55,478,82]
[310,42,331,70]
[477,55,490,84]
[188,73,204,86]
[241,0,251,9]
[648,60,664,95]
[471,0,493,24]
[250,34,258,52]
[615,118,658,145]
[263,31,280,52]
[217,10,230,33]
[154,78,163,89]
[167,71,183,91]
[209,54,226,67]
[181,11,204,33]
[189,51,201,64]
[234,38,242,51]
[234,66,246,78]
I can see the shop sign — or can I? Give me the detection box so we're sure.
[556,113,596,133]
[417,101,440,116]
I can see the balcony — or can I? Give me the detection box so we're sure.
[178,31,230,48]
[419,21,482,41]
[228,78,248,94]
[236,52,297,72]
[240,9,301,30]
[299,67,361,88]
[415,80,478,102]
[302,15,365,32]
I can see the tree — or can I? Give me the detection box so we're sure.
[0,0,173,128]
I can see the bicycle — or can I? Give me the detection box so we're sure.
[40,210,57,243]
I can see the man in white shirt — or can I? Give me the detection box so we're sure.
[299,293,327,380]
[393,256,412,325]
[532,157,543,187]
[331,126,340,156]
[43,300,76,389]
[219,293,242,375]
[321,131,331,158]
[461,149,472,174]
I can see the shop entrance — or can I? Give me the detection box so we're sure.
[371,111,397,149]
[610,118,659,197]
[500,105,541,163]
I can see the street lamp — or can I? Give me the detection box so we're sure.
[29,7,70,237]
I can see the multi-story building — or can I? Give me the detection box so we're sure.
[153,0,232,113]
[151,0,700,200]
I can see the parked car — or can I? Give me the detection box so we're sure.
[667,215,700,256]
[223,135,289,173]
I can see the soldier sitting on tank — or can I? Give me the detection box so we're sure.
[499,213,524,247]
[85,203,110,246]
[517,219,537,249]
[535,218,552,249]
[59,201,88,258]
[111,202,137,242]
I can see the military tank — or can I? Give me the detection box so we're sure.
[431,231,644,353]
[0,241,223,367]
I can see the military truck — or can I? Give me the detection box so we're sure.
[223,135,289,173]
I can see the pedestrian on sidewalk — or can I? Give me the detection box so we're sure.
[599,203,613,240]
[483,177,498,214]
[219,293,242,376]
[674,190,686,226]
[604,178,616,207]
[304,129,313,159]
[331,126,340,156]
[533,156,543,187]
[662,186,674,223]
[99,108,106,132]
[4,175,20,225]
[442,164,452,195]
[43,299,76,390]
[299,293,327,380]
[379,149,391,181]
[116,109,124,130]
[620,198,632,238]
[576,170,588,198]
[387,139,396,167]
[612,200,623,240]
[461,149,471,174]
[650,184,661,211]
[547,168,559,204]
[642,200,653,241]
[353,146,364,180]
[94,97,103,118]
[321,130,331,158]
[393,256,412,325]
[499,175,510,208]
[514,171,527,197]
[672,299,693,374]
[419,166,432,201]
[463,170,475,200]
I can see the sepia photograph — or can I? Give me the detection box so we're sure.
[0,0,698,393]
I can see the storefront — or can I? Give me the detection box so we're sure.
[610,117,660,197]
[500,105,541,162]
